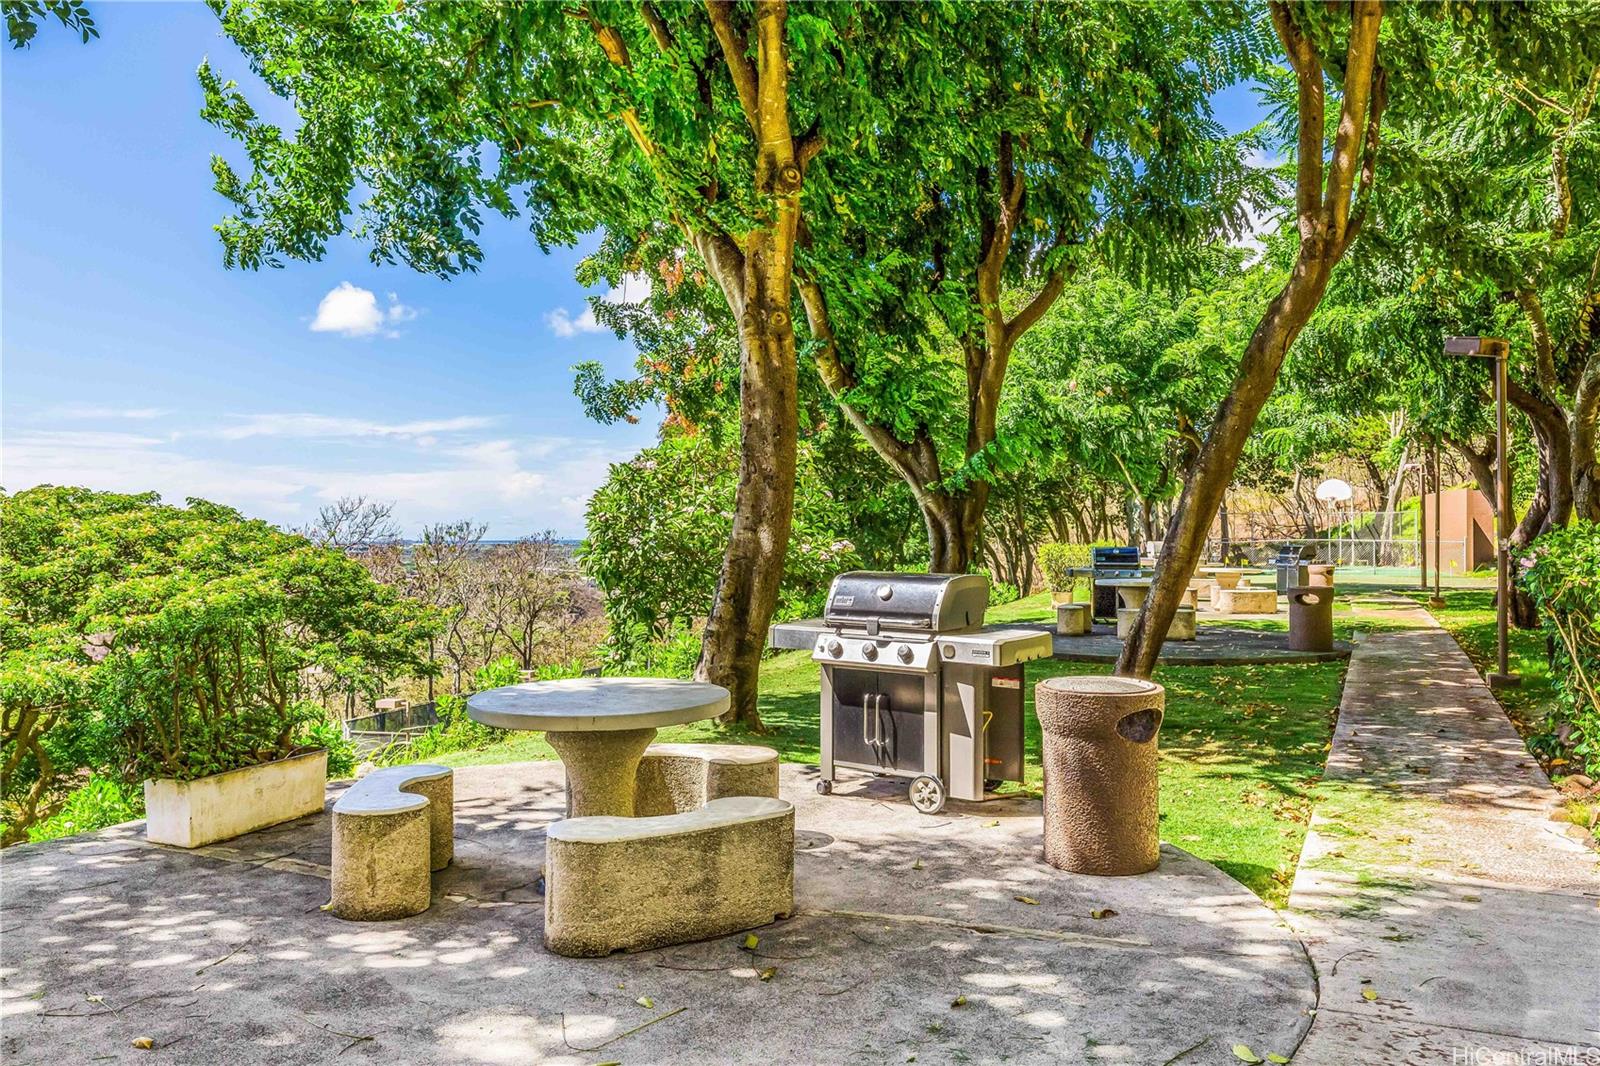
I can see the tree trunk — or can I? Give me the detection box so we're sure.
[693,1,802,730]
[1118,255,1339,676]
[1113,0,1388,677]
[924,488,987,573]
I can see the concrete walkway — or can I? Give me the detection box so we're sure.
[2,763,1314,1065]
[1287,600,1600,1064]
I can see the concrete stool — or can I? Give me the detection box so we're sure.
[1306,564,1335,588]
[634,743,779,817]
[544,796,795,957]
[1287,586,1335,651]
[1034,676,1163,875]
[1183,581,1204,609]
[1056,602,1091,636]
[1116,605,1195,640]
[1216,586,1277,615]
[331,764,453,921]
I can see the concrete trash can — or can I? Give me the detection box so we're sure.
[1287,586,1335,651]
[1033,675,1164,875]
[1306,564,1335,588]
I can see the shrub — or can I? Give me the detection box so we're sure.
[582,433,860,663]
[1,488,442,846]
[1521,522,1600,773]
[1037,543,1090,593]
[300,718,358,780]
[25,775,143,845]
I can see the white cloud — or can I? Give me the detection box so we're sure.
[545,306,603,337]
[205,413,497,442]
[2,424,631,538]
[545,273,653,338]
[310,282,418,338]
[47,403,169,420]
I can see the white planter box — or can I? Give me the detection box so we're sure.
[1049,590,1076,605]
[144,749,328,848]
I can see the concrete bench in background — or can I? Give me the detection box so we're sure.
[1215,587,1278,615]
[1116,604,1196,640]
[544,796,795,957]
[1055,602,1091,636]
[330,764,453,921]
[633,742,779,817]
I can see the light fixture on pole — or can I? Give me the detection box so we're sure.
[1443,336,1519,688]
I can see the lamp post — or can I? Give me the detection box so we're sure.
[1428,440,1445,610]
[1443,336,1519,688]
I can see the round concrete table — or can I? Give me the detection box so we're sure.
[1198,566,1254,590]
[1099,577,1155,611]
[467,678,729,817]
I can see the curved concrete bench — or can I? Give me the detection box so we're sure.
[545,796,795,957]
[330,764,453,921]
[1116,605,1196,640]
[633,743,779,817]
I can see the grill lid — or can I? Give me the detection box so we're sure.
[1091,546,1141,570]
[1274,544,1317,565]
[823,572,989,634]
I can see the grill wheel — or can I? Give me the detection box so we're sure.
[908,774,947,814]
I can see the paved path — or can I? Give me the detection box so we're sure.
[3,763,1314,1065]
[1031,620,1352,666]
[1287,600,1600,1064]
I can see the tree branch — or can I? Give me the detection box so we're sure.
[706,0,761,137]
[1322,0,1383,244]
[1514,287,1565,403]
[797,276,940,492]
[1269,1,1324,239]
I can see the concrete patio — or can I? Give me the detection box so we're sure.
[2,763,1315,1065]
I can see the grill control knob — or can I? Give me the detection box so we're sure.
[861,643,879,661]
[942,643,956,659]
[826,639,843,658]
[896,643,914,664]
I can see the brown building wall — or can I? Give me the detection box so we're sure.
[1420,488,1496,571]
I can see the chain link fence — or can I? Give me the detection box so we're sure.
[1206,536,1470,572]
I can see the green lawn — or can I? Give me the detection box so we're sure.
[442,633,1348,907]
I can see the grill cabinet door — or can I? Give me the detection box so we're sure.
[827,668,928,773]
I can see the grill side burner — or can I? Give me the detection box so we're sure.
[769,571,1051,814]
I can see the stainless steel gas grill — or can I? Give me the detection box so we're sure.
[769,572,1052,814]
[1090,546,1148,621]
[1271,544,1317,593]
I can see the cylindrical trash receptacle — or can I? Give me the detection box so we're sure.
[1306,564,1335,587]
[1287,586,1334,651]
[1034,676,1163,875]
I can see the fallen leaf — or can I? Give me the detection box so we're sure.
[636,995,655,1009]
[912,859,923,871]
[758,967,776,982]
[1232,1044,1262,1063]
[982,820,1000,828]
[1266,1054,1291,1064]
[950,994,967,1008]
[132,1038,154,1051]
[86,995,104,1004]
[1014,895,1039,906]
[1090,908,1118,920]
[1361,988,1378,1002]
[743,933,760,950]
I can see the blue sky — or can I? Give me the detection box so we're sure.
[3,4,1267,539]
